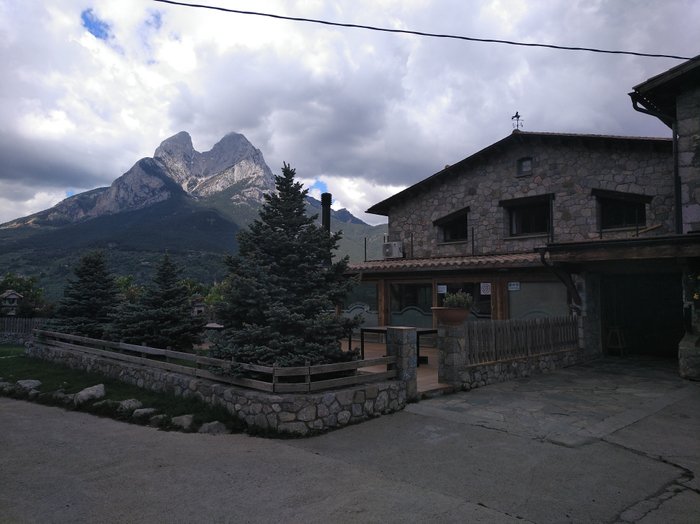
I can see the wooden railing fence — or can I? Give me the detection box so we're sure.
[1,317,47,334]
[464,316,579,365]
[33,329,396,393]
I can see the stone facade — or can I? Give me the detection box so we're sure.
[677,85,700,233]
[26,338,415,436]
[385,133,673,258]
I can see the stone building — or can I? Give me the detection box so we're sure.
[348,56,700,366]
[628,55,700,378]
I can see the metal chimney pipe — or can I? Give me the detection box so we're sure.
[321,192,331,233]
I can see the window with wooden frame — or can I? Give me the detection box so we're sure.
[592,189,652,230]
[500,194,553,237]
[433,207,469,242]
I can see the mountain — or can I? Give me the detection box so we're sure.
[0,131,386,300]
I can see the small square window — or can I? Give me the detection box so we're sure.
[516,157,533,177]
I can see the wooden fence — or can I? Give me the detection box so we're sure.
[464,316,579,365]
[33,329,396,394]
[1,317,47,334]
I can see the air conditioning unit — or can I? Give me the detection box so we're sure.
[382,241,404,259]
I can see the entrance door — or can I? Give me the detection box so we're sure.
[601,274,684,358]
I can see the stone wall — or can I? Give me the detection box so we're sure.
[386,135,673,258]
[26,340,412,436]
[677,85,700,233]
[0,333,30,346]
[438,324,594,391]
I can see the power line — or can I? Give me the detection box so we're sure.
[153,0,692,61]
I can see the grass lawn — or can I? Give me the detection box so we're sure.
[0,344,246,434]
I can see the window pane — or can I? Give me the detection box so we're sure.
[509,282,568,319]
[442,215,468,241]
[510,203,549,235]
[389,283,433,328]
[517,157,532,176]
[600,198,645,229]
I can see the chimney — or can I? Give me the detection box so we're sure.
[321,192,331,233]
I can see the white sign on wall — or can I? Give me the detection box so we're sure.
[480,282,492,296]
[508,281,521,292]
[437,285,447,294]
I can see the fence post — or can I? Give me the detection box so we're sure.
[386,327,418,402]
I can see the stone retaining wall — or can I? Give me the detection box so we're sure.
[0,333,30,346]
[438,324,594,390]
[26,342,408,436]
[443,349,585,391]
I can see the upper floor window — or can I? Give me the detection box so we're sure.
[516,157,533,177]
[433,207,469,242]
[592,189,652,230]
[500,194,553,237]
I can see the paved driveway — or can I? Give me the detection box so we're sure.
[1,358,698,523]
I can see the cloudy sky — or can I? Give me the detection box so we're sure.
[0,0,697,225]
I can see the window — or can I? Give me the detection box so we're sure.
[433,207,469,242]
[500,195,552,237]
[516,157,533,177]
[592,189,652,230]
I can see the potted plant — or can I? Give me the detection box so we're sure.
[432,290,473,326]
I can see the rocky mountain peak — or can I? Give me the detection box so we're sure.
[2,131,276,228]
[203,132,261,177]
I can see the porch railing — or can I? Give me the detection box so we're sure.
[464,316,579,365]
[33,329,396,394]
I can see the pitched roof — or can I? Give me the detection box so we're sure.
[366,131,670,216]
[630,54,700,124]
[348,252,542,275]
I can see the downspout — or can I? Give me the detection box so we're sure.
[630,93,682,234]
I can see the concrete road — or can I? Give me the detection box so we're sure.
[1,358,699,523]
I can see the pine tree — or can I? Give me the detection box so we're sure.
[215,163,360,366]
[113,254,205,350]
[52,251,119,339]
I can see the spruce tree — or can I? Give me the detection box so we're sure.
[215,163,360,366]
[52,251,119,339]
[113,254,205,350]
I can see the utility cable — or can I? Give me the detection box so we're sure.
[153,0,692,61]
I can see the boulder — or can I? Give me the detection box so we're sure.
[171,414,194,430]
[117,399,143,413]
[198,421,228,435]
[93,399,119,409]
[149,414,169,427]
[133,408,158,419]
[52,390,76,405]
[74,384,106,406]
[16,379,42,391]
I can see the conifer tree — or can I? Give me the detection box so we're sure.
[215,163,360,366]
[52,251,118,339]
[113,254,205,350]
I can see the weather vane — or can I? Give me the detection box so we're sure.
[512,111,523,130]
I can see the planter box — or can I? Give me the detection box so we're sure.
[431,307,470,326]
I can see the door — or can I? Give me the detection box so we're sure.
[601,273,684,358]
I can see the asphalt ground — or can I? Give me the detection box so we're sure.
[1,357,698,523]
